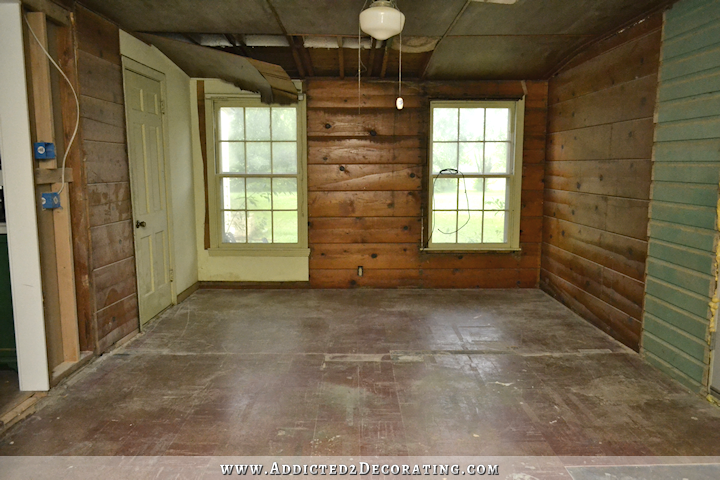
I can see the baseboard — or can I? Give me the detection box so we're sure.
[177,282,200,303]
[199,281,312,289]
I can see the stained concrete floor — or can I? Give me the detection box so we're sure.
[2,289,720,457]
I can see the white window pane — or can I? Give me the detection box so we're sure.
[272,178,297,210]
[246,142,271,174]
[433,177,458,210]
[483,211,506,243]
[432,143,458,173]
[458,142,483,174]
[460,178,484,210]
[433,108,458,141]
[272,142,298,174]
[222,178,245,210]
[246,178,271,210]
[484,178,508,210]
[458,211,484,244]
[485,108,510,141]
[459,108,484,141]
[433,211,457,243]
[248,211,272,243]
[484,142,510,174]
[272,108,297,141]
[245,108,271,140]
[223,211,246,243]
[220,107,244,141]
[273,211,298,243]
[220,142,245,173]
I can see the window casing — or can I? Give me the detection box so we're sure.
[206,95,307,254]
[426,99,525,251]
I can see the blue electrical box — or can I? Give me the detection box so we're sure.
[34,142,56,160]
[41,192,61,210]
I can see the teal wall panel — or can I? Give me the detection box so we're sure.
[643,0,720,393]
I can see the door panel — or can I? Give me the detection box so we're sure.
[124,69,172,325]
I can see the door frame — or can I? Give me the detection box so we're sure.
[121,57,177,329]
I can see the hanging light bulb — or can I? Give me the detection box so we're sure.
[360,0,406,41]
[396,97,404,110]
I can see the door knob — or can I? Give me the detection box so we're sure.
[136,220,146,228]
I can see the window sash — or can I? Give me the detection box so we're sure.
[207,97,307,251]
[427,99,524,251]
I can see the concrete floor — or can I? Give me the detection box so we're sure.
[2,289,720,457]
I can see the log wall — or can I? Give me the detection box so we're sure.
[306,79,548,288]
[541,15,663,350]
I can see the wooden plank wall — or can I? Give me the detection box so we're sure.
[306,79,548,288]
[74,6,138,353]
[541,15,663,351]
[642,0,720,392]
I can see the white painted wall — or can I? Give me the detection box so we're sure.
[190,79,309,282]
[119,31,198,296]
[0,0,50,391]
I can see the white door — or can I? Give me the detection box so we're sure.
[123,66,172,325]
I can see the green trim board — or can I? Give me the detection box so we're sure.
[642,0,720,392]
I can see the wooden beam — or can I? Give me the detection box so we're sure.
[57,18,95,353]
[380,38,391,79]
[368,38,377,77]
[297,36,314,77]
[337,37,345,80]
[25,12,80,366]
[264,0,306,78]
[197,81,211,250]
[289,36,306,78]
[22,0,70,26]
[35,167,73,185]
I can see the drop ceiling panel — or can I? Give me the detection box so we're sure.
[452,0,667,35]
[78,0,282,34]
[396,0,470,36]
[272,0,367,35]
[425,36,590,80]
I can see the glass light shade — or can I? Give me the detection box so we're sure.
[360,1,406,41]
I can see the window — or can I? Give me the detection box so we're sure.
[427,99,524,251]
[207,96,307,253]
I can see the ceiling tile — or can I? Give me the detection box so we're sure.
[451,0,667,35]
[425,36,590,80]
[79,0,283,34]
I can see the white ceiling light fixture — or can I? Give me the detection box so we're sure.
[360,0,406,41]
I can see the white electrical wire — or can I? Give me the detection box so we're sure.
[24,13,80,196]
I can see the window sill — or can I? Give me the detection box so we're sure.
[207,247,310,258]
[421,246,522,254]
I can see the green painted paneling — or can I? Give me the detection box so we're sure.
[653,163,720,184]
[663,0,720,41]
[645,294,709,339]
[643,0,720,392]
[657,91,720,123]
[645,351,704,392]
[648,240,716,274]
[645,278,711,319]
[643,333,706,383]
[646,259,715,296]
[655,116,720,142]
[654,138,720,162]
[651,181,719,206]
[644,314,708,362]
[649,202,716,230]
[659,67,720,102]
[663,22,720,60]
